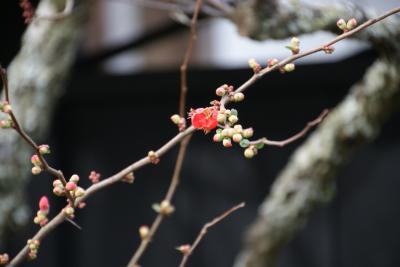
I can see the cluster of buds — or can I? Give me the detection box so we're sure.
[65,175,86,198]
[19,0,35,24]
[31,154,43,175]
[216,108,239,126]
[122,172,135,184]
[0,101,13,129]
[212,108,264,158]
[214,123,254,149]
[286,37,300,54]
[88,171,101,184]
[170,114,186,132]
[337,18,357,32]
[215,84,234,97]
[27,239,40,260]
[33,196,50,227]
[0,254,9,265]
[176,244,191,255]
[139,225,150,240]
[148,151,160,164]
[63,205,75,219]
[53,174,85,198]
[248,58,262,73]
[152,200,175,216]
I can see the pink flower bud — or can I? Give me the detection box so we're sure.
[232,133,243,143]
[39,196,49,211]
[53,179,62,187]
[346,18,357,30]
[31,154,41,166]
[215,86,226,97]
[53,186,64,196]
[267,58,279,67]
[223,138,232,148]
[176,244,191,255]
[39,218,48,227]
[69,174,79,183]
[2,104,11,113]
[248,58,262,73]
[213,133,222,142]
[0,119,13,129]
[336,18,347,30]
[38,144,50,155]
[65,182,77,191]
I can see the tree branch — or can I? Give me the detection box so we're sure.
[178,202,245,267]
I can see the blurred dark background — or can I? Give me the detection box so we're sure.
[1,1,400,267]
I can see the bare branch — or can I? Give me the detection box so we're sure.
[178,202,246,267]
[250,109,329,147]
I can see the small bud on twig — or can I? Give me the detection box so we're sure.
[38,144,50,155]
[148,151,160,164]
[176,244,191,255]
[346,18,358,30]
[0,253,9,265]
[122,172,135,183]
[139,225,150,240]
[248,58,262,73]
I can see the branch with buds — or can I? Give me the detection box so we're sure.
[1,5,400,267]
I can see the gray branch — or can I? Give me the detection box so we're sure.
[0,0,89,246]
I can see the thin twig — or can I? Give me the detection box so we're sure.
[126,136,192,267]
[0,67,74,205]
[179,0,203,117]
[127,0,203,265]
[249,109,329,147]
[178,202,246,267]
[6,213,66,267]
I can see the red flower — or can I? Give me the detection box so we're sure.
[190,107,218,132]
